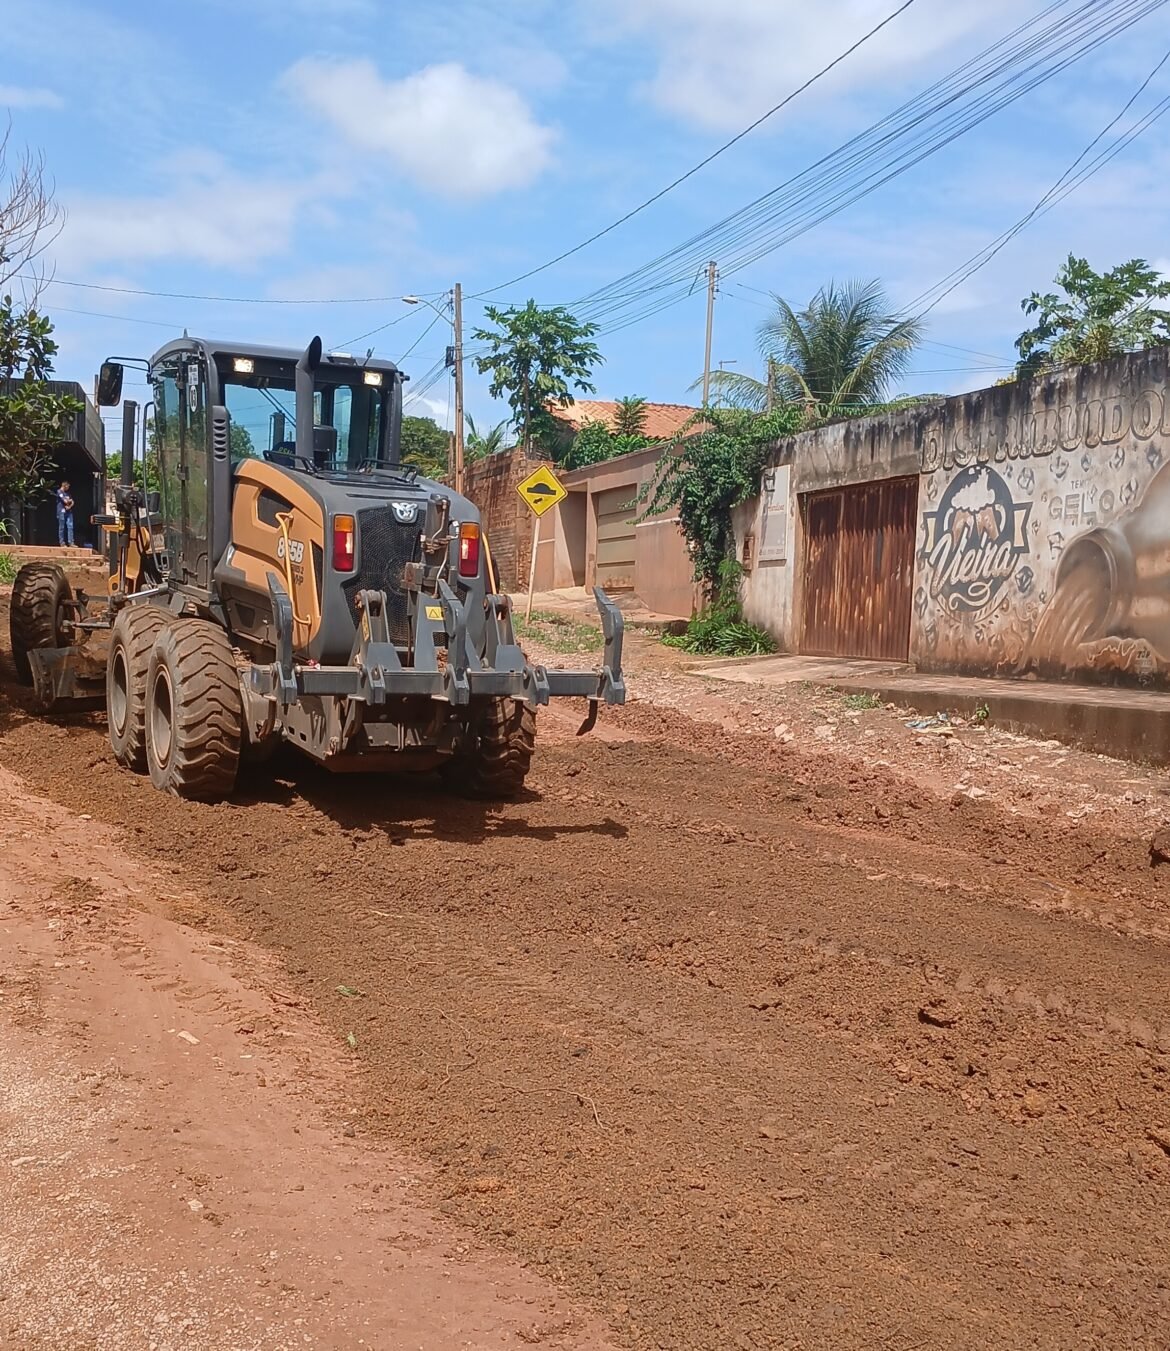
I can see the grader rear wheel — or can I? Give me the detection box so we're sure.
[444,698,537,800]
[107,606,170,770]
[145,618,243,801]
[9,563,73,685]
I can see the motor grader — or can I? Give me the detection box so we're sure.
[8,335,625,801]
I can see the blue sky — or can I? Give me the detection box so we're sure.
[4,0,1170,444]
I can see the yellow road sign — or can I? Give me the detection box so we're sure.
[516,464,568,518]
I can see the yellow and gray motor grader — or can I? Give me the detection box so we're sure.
[9,335,624,801]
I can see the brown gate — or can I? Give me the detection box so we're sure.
[800,476,918,661]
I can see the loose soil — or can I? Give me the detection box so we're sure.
[2,588,1170,1350]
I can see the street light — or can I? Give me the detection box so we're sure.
[402,290,464,492]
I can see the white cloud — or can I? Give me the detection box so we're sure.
[53,155,314,271]
[404,393,451,426]
[590,0,1021,131]
[0,84,63,110]
[281,58,556,198]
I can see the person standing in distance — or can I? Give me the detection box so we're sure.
[56,479,74,547]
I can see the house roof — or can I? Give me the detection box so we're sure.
[549,399,699,441]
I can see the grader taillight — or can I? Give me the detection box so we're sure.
[332,514,355,572]
[458,522,481,578]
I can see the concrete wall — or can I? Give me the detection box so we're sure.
[737,349,1170,689]
[914,348,1170,686]
[553,447,700,617]
[736,458,798,647]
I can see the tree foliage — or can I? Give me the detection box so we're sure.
[0,298,81,502]
[472,301,601,452]
[640,405,804,596]
[564,418,656,471]
[465,413,511,461]
[703,280,922,417]
[400,414,449,479]
[612,395,648,438]
[1014,254,1170,378]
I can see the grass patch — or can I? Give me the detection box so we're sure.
[842,691,883,712]
[662,610,774,657]
[515,609,604,656]
[0,553,19,585]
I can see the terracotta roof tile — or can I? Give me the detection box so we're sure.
[549,399,699,441]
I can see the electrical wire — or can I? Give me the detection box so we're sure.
[567,0,1167,338]
[396,308,447,365]
[909,44,1170,316]
[20,274,445,306]
[471,0,919,298]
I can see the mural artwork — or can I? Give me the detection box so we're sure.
[914,362,1170,686]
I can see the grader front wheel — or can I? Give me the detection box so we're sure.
[145,618,243,801]
[9,563,73,685]
[107,606,170,770]
[445,698,537,800]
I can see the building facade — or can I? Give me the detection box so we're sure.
[737,348,1170,688]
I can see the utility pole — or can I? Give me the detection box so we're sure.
[701,261,718,406]
[453,282,464,495]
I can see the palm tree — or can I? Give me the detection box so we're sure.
[612,395,649,438]
[464,413,511,461]
[702,279,923,417]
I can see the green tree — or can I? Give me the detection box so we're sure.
[464,413,511,461]
[1014,254,1170,378]
[105,448,162,495]
[231,422,256,459]
[564,419,617,470]
[613,395,648,438]
[472,301,601,452]
[0,297,81,502]
[640,405,803,596]
[702,280,922,418]
[400,414,449,479]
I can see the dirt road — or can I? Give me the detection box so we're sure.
[2,598,1170,1350]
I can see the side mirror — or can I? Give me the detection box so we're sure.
[146,491,161,515]
[97,361,124,406]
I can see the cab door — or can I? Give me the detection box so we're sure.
[152,352,210,588]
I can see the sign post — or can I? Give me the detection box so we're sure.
[515,465,569,623]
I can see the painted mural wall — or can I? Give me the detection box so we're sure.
[913,348,1170,687]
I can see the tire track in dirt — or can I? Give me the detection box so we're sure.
[2,616,1170,1350]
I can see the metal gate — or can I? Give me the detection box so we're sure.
[800,476,918,661]
[593,484,637,592]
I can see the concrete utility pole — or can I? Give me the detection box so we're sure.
[701,261,718,406]
[453,282,465,496]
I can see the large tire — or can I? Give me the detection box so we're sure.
[9,563,72,685]
[445,698,536,800]
[107,605,170,770]
[145,618,242,801]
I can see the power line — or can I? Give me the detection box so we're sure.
[51,305,179,329]
[568,0,1167,337]
[396,308,447,364]
[910,43,1170,317]
[22,274,445,306]
[471,0,918,299]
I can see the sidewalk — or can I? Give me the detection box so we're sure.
[701,654,1170,765]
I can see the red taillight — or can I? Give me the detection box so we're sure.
[332,514,355,572]
[458,521,481,578]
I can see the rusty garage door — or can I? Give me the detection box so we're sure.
[594,484,637,592]
[800,476,918,661]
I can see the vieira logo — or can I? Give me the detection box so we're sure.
[921,466,1032,616]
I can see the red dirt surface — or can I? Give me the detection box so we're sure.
[2,590,1170,1349]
